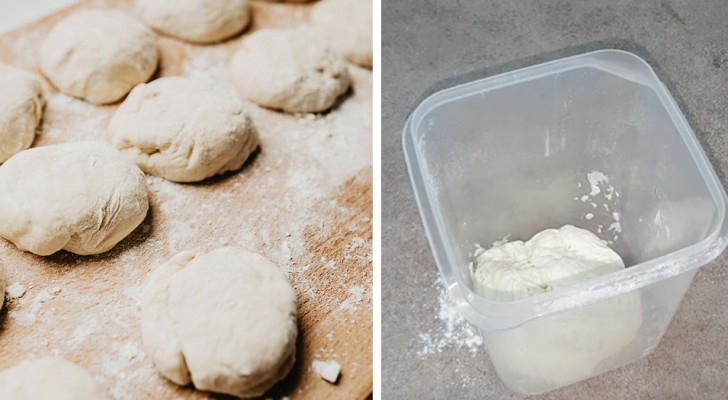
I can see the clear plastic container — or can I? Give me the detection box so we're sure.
[402,49,728,394]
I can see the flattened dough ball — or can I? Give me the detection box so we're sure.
[312,0,373,68]
[109,77,259,182]
[0,64,44,163]
[39,10,159,104]
[136,0,250,44]
[0,357,112,400]
[230,28,351,113]
[0,142,149,256]
[142,247,298,398]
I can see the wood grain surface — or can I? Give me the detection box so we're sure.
[0,1,373,399]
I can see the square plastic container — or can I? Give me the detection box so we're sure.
[403,49,728,394]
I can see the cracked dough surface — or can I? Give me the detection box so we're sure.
[0,63,44,164]
[0,141,149,256]
[0,357,112,399]
[135,0,250,44]
[109,76,259,183]
[142,247,298,398]
[230,28,351,113]
[39,9,159,104]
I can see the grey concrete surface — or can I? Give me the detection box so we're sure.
[382,1,728,399]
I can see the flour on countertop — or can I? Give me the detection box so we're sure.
[418,279,483,357]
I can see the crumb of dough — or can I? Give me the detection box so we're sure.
[312,360,340,383]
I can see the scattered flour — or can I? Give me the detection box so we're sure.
[418,279,484,357]
[339,285,365,313]
[6,282,26,299]
[11,289,54,326]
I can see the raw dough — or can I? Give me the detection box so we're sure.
[312,360,340,383]
[472,225,642,388]
[0,357,112,399]
[472,225,625,300]
[0,141,149,256]
[109,77,259,182]
[135,0,250,44]
[39,9,159,104]
[311,0,373,68]
[230,28,351,112]
[0,64,44,163]
[142,247,298,398]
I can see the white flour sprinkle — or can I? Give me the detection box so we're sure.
[339,285,365,313]
[12,289,53,326]
[6,282,26,299]
[418,279,483,357]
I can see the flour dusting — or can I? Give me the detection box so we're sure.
[418,279,483,357]
[6,282,26,299]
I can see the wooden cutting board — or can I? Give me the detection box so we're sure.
[0,1,372,399]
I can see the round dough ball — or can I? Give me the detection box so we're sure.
[109,77,259,183]
[39,9,159,104]
[142,247,298,398]
[230,28,351,112]
[311,0,372,68]
[136,0,250,44]
[0,358,112,399]
[0,64,44,163]
[0,141,149,256]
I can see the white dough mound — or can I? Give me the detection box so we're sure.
[0,64,44,163]
[0,358,112,399]
[472,224,625,301]
[109,77,259,183]
[142,247,298,398]
[472,225,642,388]
[136,0,250,44]
[230,28,351,113]
[312,0,373,68]
[39,9,159,104]
[0,142,149,256]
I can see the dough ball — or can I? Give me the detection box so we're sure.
[311,0,372,68]
[472,225,643,386]
[109,77,259,183]
[0,64,44,163]
[230,28,351,112]
[472,225,625,301]
[142,247,298,398]
[136,0,250,44]
[39,10,159,104]
[0,357,112,399]
[0,141,149,256]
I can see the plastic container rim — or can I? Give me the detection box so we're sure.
[402,49,728,330]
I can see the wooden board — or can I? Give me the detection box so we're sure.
[0,1,372,399]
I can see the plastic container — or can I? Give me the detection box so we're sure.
[403,49,728,394]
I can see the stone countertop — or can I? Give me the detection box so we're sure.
[382,1,728,398]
